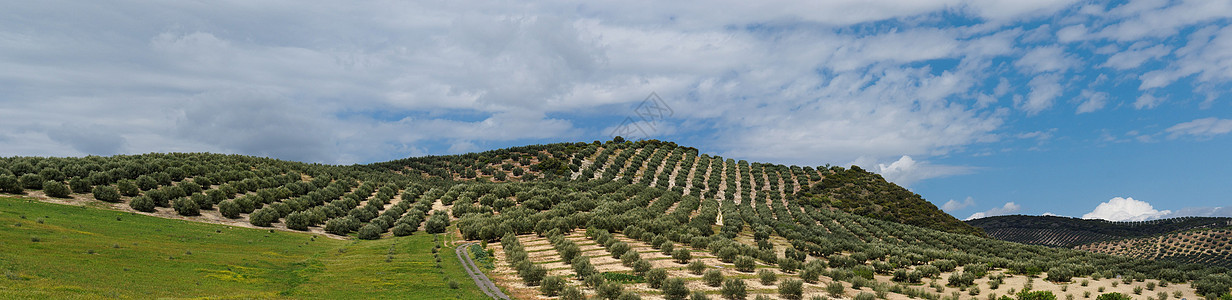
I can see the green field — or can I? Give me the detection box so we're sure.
[0,196,487,299]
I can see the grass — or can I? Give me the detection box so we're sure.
[0,196,487,299]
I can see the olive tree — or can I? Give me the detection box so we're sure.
[93,185,121,203]
[43,181,71,198]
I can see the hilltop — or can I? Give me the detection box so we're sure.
[2,139,1231,299]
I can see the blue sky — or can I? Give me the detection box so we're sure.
[2,0,1230,221]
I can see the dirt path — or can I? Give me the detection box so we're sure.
[457,242,511,300]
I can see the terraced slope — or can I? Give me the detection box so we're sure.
[372,140,983,236]
[1075,228,1232,268]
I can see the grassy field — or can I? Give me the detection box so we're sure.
[0,196,488,299]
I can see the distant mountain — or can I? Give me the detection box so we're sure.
[966,214,1232,248]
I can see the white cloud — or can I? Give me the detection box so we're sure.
[1041,212,1063,217]
[1075,90,1109,114]
[966,202,1023,220]
[1017,74,1063,115]
[1103,45,1170,70]
[1132,94,1164,110]
[871,156,975,187]
[1163,207,1232,218]
[1166,117,1232,138]
[1082,197,1171,221]
[942,196,976,212]
[1015,46,1079,74]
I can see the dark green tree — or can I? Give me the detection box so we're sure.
[647,268,668,289]
[704,269,724,287]
[540,275,565,296]
[662,277,690,300]
[722,278,748,300]
[43,181,71,198]
[173,197,200,216]
[425,211,450,234]
[779,279,804,300]
[93,185,121,202]
[218,200,241,218]
[0,174,23,195]
[116,180,140,197]
[68,177,90,194]
[356,223,382,240]
[129,195,156,212]
[20,173,43,190]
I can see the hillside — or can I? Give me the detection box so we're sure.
[3,139,1232,299]
[799,166,983,236]
[1075,227,1232,268]
[967,215,1232,248]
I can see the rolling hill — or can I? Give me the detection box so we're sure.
[966,214,1232,247]
[3,139,1231,299]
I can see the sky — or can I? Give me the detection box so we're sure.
[2,0,1230,221]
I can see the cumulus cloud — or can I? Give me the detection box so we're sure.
[966,202,1023,220]
[1082,197,1172,221]
[0,0,1229,171]
[871,156,975,187]
[1166,117,1232,139]
[942,196,976,212]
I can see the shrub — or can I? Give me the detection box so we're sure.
[828,281,846,298]
[1047,266,1074,283]
[538,275,565,296]
[691,291,709,300]
[759,269,777,285]
[610,241,631,259]
[425,211,450,234]
[663,278,690,300]
[722,278,748,300]
[43,181,71,198]
[392,223,415,236]
[661,242,675,256]
[93,185,121,202]
[356,224,382,240]
[20,174,43,190]
[173,197,200,216]
[688,259,707,275]
[322,216,357,236]
[780,279,804,300]
[621,249,641,267]
[191,193,213,210]
[129,195,156,212]
[1019,290,1057,300]
[116,180,140,197]
[285,211,311,231]
[1095,293,1131,300]
[780,258,800,273]
[856,292,876,300]
[704,269,724,287]
[735,255,756,273]
[68,177,90,194]
[673,248,692,264]
[218,200,241,218]
[249,207,279,227]
[560,286,584,300]
[633,259,653,275]
[647,268,668,289]
[522,265,547,286]
[0,175,22,194]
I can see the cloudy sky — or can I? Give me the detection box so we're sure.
[3,0,1230,221]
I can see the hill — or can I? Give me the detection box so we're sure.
[798,166,983,236]
[3,139,1232,299]
[1075,227,1232,268]
[966,215,1232,248]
